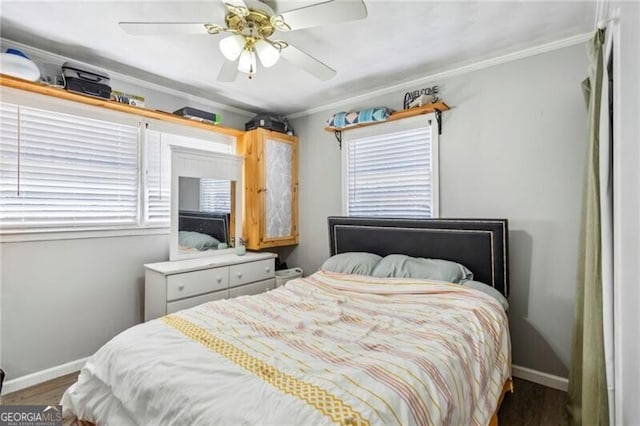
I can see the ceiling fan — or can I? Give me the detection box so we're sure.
[119,0,367,82]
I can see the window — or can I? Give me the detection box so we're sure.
[1,103,139,230]
[0,101,233,234]
[342,114,439,218]
[144,130,171,225]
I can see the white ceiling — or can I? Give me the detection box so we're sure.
[1,1,595,116]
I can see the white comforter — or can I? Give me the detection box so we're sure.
[62,271,511,425]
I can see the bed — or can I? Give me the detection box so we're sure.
[62,217,512,425]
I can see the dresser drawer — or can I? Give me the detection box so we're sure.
[167,267,229,301]
[229,278,275,298]
[166,289,229,314]
[229,259,275,287]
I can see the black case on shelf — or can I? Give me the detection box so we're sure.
[245,114,292,135]
[62,61,111,99]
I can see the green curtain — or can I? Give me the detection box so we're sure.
[567,29,609,426]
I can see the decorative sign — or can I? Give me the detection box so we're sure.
[403,85,441,110]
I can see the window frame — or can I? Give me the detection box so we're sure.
[341,113,440,218]
[0,89,235,242]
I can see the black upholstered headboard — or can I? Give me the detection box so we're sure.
[179,210,230,244]
[328,216,509,297]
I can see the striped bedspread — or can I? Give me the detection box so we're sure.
[62,271,511,425]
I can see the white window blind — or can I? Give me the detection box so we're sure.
[145,130,171,224]
[200,179,231,212]
[344,115,438,218]
[0,103,139,230]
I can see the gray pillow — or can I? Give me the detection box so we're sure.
[460,279,509,311]
[371,254,473,283]
[178,231,220,251]
[320,252,382,275]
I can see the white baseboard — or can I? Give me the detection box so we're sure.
[512,364,569,392]
[1,357,87,395]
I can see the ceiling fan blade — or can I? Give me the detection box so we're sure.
[280,44,336,81]
[275,0,367,31]
[119,22,217,35]
[217,60,239,82]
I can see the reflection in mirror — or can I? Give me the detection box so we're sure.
[177,177,235,256]
[170,146,243,261]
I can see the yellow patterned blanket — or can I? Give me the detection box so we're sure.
[62,271,511,425]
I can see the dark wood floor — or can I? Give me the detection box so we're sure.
[0,372,79,406]
[2,374,567,425]
[498,378,568,426]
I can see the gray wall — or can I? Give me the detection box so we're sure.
[1,234,167,378]
[179,177,201,210]
[286,43,589,377]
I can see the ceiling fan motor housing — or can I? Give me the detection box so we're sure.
[225,8,275,38]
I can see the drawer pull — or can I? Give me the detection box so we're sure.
[237,272,243,278]
[265,266,271,272]
[217,276,222,283]
[178,284,184,291]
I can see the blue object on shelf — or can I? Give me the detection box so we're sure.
[5,48,30,59]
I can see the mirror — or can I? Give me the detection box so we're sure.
[177,177,234,255]
[170,146,243,261]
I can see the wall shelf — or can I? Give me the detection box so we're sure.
[324,102,449,132]
[0,74,245,138]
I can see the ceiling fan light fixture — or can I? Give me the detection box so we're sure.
[254,39,280,68]
[219,34,246,61]
[237,48,257,75]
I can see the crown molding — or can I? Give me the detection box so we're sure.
[0,37,255,117]
[287,32,593,119]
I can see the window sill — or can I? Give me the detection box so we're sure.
[0,226,170,243]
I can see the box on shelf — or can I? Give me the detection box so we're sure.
[111,90,146,107]
[173,107,220,125]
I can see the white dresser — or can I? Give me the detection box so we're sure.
[144,252,276,321]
